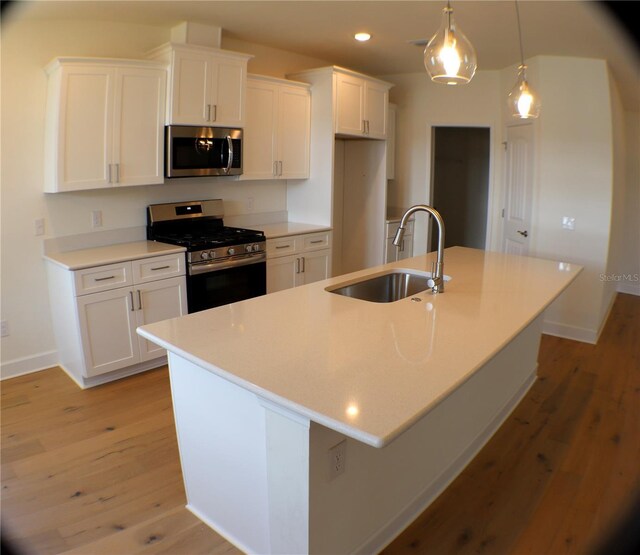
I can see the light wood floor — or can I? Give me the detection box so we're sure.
[2,294,638,555]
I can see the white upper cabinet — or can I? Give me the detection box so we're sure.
[150,43,251,127]
[243,75,310,180]
[44,58,166,192]
[334,68,392,139]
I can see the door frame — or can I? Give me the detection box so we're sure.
[423,122,497,253]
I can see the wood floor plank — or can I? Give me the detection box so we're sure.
[2,294,639,555]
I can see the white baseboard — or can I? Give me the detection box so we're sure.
[0,350,58,381]
[617,282,640,296]
[542,320,598,344]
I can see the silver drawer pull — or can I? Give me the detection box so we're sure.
[129,291,135,311]
[310,239,324,244]
[275,245,291,249]
[94,275,116,282]
[151,265,171,271]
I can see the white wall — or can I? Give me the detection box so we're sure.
[0,16,330,378]
[381,70,504,256]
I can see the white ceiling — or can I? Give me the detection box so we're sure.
[6,0,640,111]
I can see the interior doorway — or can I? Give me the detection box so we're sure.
[429,126,491,252]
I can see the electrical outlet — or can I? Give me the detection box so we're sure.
[1,320,9,338]
[34,218,45,236]
[328,440,346,480]
[91,210,103,228]
[246,197,255,212]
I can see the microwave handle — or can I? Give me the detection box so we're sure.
[224,135,233,174]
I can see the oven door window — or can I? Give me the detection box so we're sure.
[187,262,266,313]
[172,138,241,171]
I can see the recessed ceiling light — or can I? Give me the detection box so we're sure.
[354,32,371,42]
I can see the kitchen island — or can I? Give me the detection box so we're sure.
[137,247,581,554]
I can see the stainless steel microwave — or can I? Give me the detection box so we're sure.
[165,126,243,178]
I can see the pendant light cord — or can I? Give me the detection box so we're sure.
[515,0,525,66]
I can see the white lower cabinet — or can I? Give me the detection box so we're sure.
[266,231,332,294]
[47,251,187,387]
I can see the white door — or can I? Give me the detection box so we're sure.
[503,124,534,255]
[278,85,310,179]
[170,49,212,125]
[77,287,139,377]
[267,256,299,293]
[212,56,246,127]
[136,277,188,362]
[364,80,388,139]
[243,80,278,179]
[335,73,364,136]
[300,250,331,285]
[113,67,165,186]
[58,65,114,190]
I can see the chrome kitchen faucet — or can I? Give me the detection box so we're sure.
[393,205,446,293]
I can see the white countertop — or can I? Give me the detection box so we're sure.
[258,222,332,239]
[137,247,581,447]
[44,241,186,270]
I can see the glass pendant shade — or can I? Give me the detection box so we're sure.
[424,4,477,85]
[508,65,541,119]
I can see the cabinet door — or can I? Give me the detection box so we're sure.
[77,287,139,377]
[278,85,310,179]
[243,80,278,179]
[170,48,213,125]
[136,277,188,362]
[211,56,246,127]
[56,65,114,191]
[335,73,364,136]
[113,67,165,186]
[267,255,299,293]
[364,80,388,139]
[300,249,331,285]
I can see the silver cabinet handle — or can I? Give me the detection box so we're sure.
[212,104,217,121]
[300,256,305,273]
[278,160,283,176]
[273,161,278,177]
[310,239,324,244]
[295,257,300,274]
[137,290,143,310]
[206,104,211,121]
[94,275,115,282]
[275,244,291,249]
[129,291,135,311]
[150,265,171,271]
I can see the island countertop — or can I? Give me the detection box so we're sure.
[137,247,581,447]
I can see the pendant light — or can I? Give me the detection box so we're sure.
[424,1,477,85]
[507,0,541,118]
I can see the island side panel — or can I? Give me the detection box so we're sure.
[167,353,271,553]
[308,314,543,555]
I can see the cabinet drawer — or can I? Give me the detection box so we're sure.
[132,253,185,284]
[267,237,299,257]
[74,262,132,296]
[302,231,331,252]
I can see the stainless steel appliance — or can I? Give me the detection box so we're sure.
[147,199,265,313]
[165,126,242,178]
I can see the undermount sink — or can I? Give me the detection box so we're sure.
[326,270,451,303]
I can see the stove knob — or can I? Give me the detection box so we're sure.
[253,244,261,252]
[200,251,210,260]
[245,244,253,253]
[227,247,236,256]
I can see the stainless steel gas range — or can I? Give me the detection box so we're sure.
[147,199,266,313]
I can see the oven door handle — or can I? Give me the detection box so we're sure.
[223,135,233,174]
[189,253,266,275]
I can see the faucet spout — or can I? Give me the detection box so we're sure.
[393,204,446,293]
